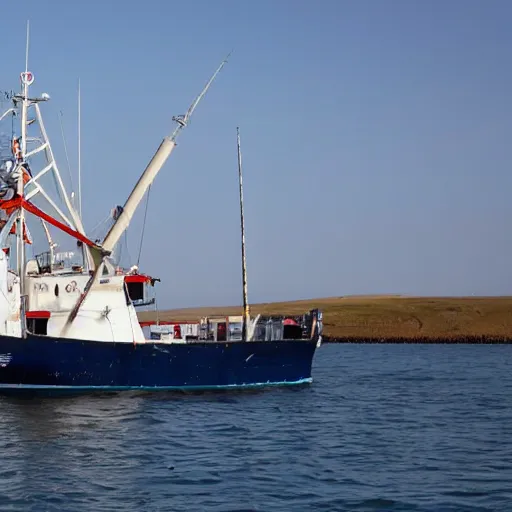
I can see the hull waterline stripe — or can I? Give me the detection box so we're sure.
[0,378,313,391]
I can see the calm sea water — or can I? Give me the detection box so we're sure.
[0,344,511,511]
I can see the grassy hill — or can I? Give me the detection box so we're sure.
[138,296,512,340]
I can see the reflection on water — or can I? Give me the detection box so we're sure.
[1,393,145,441]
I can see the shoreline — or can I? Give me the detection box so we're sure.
[138,296,512,342]
[321,335,512,344]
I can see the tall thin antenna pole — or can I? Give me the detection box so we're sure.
[78,77,82,220]
[77,78,89,271]
[18,19,31,337]
[58,110,75,196]
[237,127,250,341]
[25,20,29,74]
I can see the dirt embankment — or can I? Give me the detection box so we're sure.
[138,296,512,342]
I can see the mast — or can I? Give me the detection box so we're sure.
[236,127,250,340]
[77,78,89,271]
[5,24,94,290]
[78,78,82,219]
[17,20,31,337]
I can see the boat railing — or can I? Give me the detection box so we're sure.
[143,309,323,343]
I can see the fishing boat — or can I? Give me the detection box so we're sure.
[0,38,322,393]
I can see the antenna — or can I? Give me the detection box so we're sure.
[58,110,75,199]
[25,20,30,74]
[77,78,89,272]
[170,51,232,140]
[78,78,82,220]
[17,19,31,338]
[237,127,250,341]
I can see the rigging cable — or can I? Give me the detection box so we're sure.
[136,184,151,267]
[58,110,76,202]
[89,213,111,239]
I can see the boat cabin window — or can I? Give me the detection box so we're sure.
[35,251,52,274]
[26,312,50,336]
[28,318,48,335]
[126,281,144,302]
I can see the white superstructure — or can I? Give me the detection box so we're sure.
[0,31,229,343]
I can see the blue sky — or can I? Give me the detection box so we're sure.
[1,0,512,307]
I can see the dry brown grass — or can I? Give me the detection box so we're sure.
[138,296,512,339]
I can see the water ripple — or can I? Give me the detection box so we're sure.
[0,344,511,511]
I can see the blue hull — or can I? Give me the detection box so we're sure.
[0,334,317,394]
